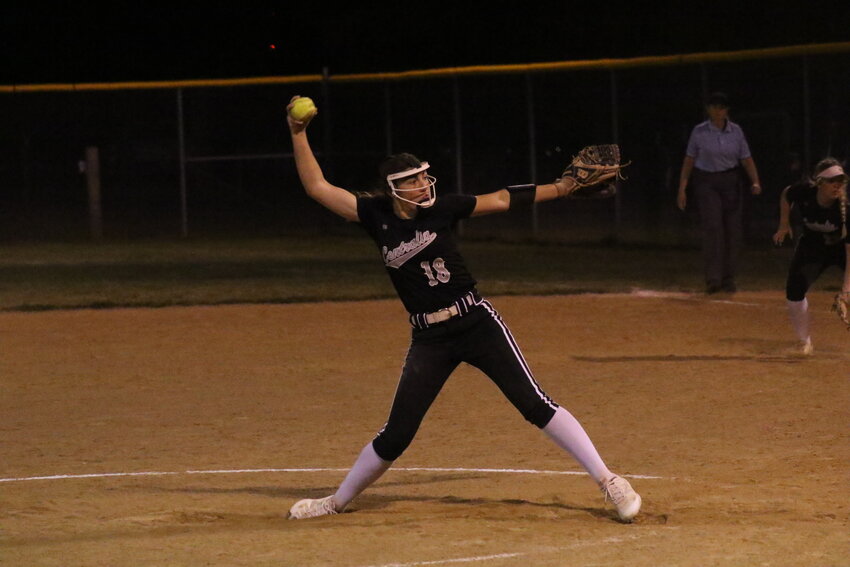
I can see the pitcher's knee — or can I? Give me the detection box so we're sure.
[522,401,558,429]
[372,430,413,462]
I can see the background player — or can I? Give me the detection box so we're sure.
[284,95,641,523]
[772,157,849,354]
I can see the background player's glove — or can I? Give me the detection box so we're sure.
[831,291,850,330]
[558,144,628,199]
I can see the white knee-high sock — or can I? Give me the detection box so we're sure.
[543,407,612,485]
[333,442,392,510]
[787,298,810,342]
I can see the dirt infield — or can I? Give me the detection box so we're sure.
[1,291,847,566]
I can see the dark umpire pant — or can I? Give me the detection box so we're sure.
[693,167,743,289]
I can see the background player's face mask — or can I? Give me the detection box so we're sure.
[387,162,437,208]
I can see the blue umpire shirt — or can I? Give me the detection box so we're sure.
[686,119,752,172]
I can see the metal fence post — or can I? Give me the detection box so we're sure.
[452,76,465,236]
[177,87,188,238]
[453,75,463,197]
[610,69,621,239]
[802,55,811,170]
[384,82,393,156]
[526,73,539,237]
[321,67,334,183]
[84,146,103,240]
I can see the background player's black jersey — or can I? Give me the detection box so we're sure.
[356,193,477,314]
[786,182,850,246]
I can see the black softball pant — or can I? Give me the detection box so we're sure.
[371,299,559,462]
[785,236,847,301]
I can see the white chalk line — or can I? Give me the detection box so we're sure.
[354,533,664,567]
[628,288,764,306]
[0,466,665,484]
[628,288,848,315]
[1,466,668,567]
[356,552,524,567]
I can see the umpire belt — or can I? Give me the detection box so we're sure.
[695,166,740,176]
[410,290,481,329]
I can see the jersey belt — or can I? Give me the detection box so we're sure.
[425,305,460,324]
[410,290,481,329]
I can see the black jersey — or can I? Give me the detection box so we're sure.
[356,194,478,314]
[786,182,849,246]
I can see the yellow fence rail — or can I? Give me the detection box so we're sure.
[3,41,850,93]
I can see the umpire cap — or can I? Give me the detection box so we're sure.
[706,91,729,108]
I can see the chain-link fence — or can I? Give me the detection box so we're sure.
[2,43,848,244]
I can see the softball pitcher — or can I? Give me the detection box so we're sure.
[773,157,850,354]
[284,96,641,523]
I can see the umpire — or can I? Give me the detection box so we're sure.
[677,92,762,294]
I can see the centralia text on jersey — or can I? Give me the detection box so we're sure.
[382,230,438,269]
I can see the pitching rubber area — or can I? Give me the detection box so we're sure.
[1,291,847,566]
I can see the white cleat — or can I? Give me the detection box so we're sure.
[287,495,338,519]
[601,475,641,522]
[799,338,814,356]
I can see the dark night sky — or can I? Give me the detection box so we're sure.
[2,2,849,84]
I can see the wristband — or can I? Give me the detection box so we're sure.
[507,184,536,211]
